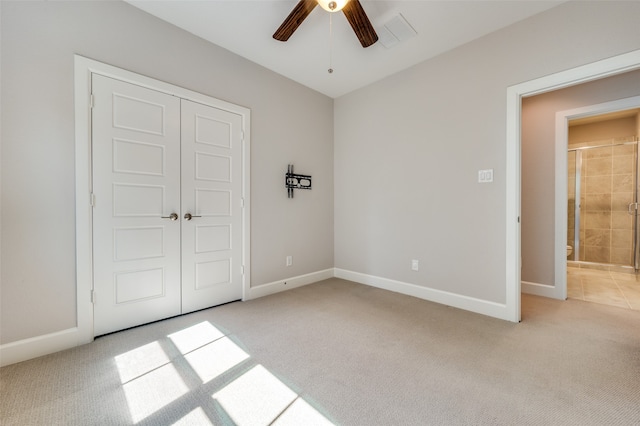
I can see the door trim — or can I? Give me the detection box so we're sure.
[506,49,640,322]
[74,55,251,343]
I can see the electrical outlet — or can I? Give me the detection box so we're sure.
[411,259,419,271]
[286,255,292,267]
[478,169,494,183]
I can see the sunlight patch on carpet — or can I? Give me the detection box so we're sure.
[168,321,225,354]
[115,341,170,384]
[213,365,297,425]
[213,364,334,425]
[122,363,188,423]
[184,336,250,383]
[172,407,214,425]
[114,321,333,424]
[273,397,335,426]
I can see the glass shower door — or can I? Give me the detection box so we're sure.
[610,143,637,268]
[569,142,638,268]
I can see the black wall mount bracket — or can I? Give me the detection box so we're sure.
[286,164,311,198]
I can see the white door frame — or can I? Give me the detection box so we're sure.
[74,55,251,344]
[506,49,640,322]
[553,95,640,300]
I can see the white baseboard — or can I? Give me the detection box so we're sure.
[522,281,563,299]
[245,268,335,300]
[0,327,81,367]
[1,269,334,367]
[334,268,514,321]
[2,267,516,366]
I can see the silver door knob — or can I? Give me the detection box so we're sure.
[184,213,202,221]
[161,213,179,221]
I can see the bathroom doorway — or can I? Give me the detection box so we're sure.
[565,108,640,310]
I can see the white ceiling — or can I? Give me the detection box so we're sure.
[127,0,565,98]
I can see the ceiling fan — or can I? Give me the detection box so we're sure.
[273,0,378,48]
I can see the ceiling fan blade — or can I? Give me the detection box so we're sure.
[342,0,378,48]
[273,0,318,42]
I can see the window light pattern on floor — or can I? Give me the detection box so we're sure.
[114,321,334,425]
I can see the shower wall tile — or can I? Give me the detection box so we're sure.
[611,192,632,211]
[585,176,612,193]
[585,145,613,158]
[612,211,632,230]
[611,229,632,248]
[585,246,610,263]
[612,174,633,192]
[585,229,611,247]
[568,177,576,195]
[611,248,632,265]
[584,193,611,211]
[585,157,612,176]
[612,155,634,174]
[584,211,611,229]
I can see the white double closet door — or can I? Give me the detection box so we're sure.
[92,74,244,336]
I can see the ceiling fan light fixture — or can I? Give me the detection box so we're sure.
[317,0,349,13]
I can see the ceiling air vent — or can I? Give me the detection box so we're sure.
[378,13,417,49]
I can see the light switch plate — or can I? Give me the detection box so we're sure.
[478,169,494,183]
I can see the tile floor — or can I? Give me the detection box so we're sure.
[567,266,640,310]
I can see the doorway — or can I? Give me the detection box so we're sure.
[555,98,640,305]
[563,108,640,310]
[506,49,640,322]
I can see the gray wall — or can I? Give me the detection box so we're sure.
[521,70,640,285]
[334,1,640,304]
[0,1,334,344]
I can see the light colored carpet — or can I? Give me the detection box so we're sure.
[1,278,639,425]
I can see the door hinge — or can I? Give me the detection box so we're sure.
[89,94,95,109]
[240,130,245,141]
[91,290,96,304]
[90,192,96,207]
[240,198,245,208]
[241,266,245,275]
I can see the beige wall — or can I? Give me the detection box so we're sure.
[522,71,640,285]
[569,117,637,144]
[0,1,334,344]
[336,1,640,303]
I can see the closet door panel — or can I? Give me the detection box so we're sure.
[181,99,244,313]
[92,74,182,336]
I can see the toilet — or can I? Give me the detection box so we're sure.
[567,245,573,257]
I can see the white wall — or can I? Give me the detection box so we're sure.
[521,70,640,286]
[334,2,640,306]
[0,1,334,345]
